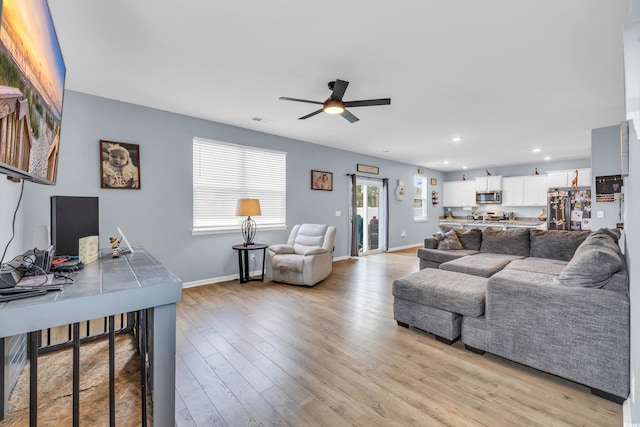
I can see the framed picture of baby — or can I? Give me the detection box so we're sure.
[100,140,141,189]
[311,170,333,191]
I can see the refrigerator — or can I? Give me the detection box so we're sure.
[547,188,591,231]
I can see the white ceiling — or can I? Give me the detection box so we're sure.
[47,1,630,172]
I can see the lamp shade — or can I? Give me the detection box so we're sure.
[236,198,261,217]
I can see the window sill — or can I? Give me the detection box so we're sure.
[192,224,287,236]
[413,218,428,223]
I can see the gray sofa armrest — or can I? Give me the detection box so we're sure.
[486,277,629,398]
[424,237,437,249]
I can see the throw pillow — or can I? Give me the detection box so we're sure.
[433,233,445,242]
[437,230,464,250]
[553,229,624,288]
[454,228,482,251]
[479,227,530,256]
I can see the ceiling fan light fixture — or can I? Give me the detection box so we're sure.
[323,99,345,114]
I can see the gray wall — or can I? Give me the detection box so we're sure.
[0,179,26,263]
[591,125,625,229]
[626,121,638,422]
[625,3,640,421]
[17,90,444,284]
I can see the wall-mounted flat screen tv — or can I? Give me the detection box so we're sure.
[0,0,65,185]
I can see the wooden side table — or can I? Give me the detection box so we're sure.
[232,244,268,283]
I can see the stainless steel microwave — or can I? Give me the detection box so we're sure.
[476,191,502,204]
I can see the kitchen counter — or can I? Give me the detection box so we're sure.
[439,219,546,229]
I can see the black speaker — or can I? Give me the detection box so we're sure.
[51,196,99,257]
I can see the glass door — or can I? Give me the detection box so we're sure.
[356,178,383,255]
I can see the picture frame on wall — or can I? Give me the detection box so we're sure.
[100,140,141,189]
[311,170,333,191]
[357,163,379,174]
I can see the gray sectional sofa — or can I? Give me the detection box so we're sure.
[393,227,629,402]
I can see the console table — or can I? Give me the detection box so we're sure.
[0,248,182,426]
[232,244,268,283]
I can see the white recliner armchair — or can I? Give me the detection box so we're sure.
[266,224,337,286]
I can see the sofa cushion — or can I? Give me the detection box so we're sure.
[479,227,530,257]
[489,268,558,287]
[553,229,624,289]
[455,228,482,251]
[417,248,480,265]
[504,257,568,276]
[440,253,524,278]
[392,268,488,317]
[437,230,464,250]
[529,229,590,261]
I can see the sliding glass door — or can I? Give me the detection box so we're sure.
[355,177,384,255]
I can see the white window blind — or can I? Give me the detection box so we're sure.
[193,137,286,234]
[413,175,428,221]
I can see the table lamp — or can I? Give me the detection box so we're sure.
[236,198,261,246]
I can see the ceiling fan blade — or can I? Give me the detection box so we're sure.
[341,109,359,123]
[299,109,324,120]
[343,98,391,108]
[331,79,349,100]
[279,97,323,105]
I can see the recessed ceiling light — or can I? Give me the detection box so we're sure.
[533,148,541,153]
[544,156,551,160]
[383,150,391,153]
[462,166,468,169]
[452,137,462,142]
[443,160,449,164]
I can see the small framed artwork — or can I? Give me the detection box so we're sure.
[430,178,437,185]
[100,140,141,189]
[357,163,379,174]
[311,170,333,191]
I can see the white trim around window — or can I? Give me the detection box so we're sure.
[413,175,428,222]
[192,137,287,235]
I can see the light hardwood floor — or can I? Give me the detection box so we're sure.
[175,248,622,426]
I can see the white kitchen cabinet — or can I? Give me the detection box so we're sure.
[522,175,549,206]
[442,182,457,207]
[476,175,503,191]
[547,168,591,188]
[443,181,477,207]
[577,168,591,187]
[547,171,569,188]
[501,176,524,206]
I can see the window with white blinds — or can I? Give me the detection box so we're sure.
[413,175,428,221]
[192,137,287,234]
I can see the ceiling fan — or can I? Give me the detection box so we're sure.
[279,79,391,123]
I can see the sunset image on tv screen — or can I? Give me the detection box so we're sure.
[0,0,65,183]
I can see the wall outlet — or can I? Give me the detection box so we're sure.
[250,253,256,261]
[336,210,341,216]
[401,230,406,238]
[597,210,605,219]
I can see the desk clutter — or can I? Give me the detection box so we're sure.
[0,247,81,301]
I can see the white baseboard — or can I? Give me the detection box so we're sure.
[623,398,631,425]
[182,269,263,288]
[183,248,420,288]
[182,274,237,288]
[388,243,422,252]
